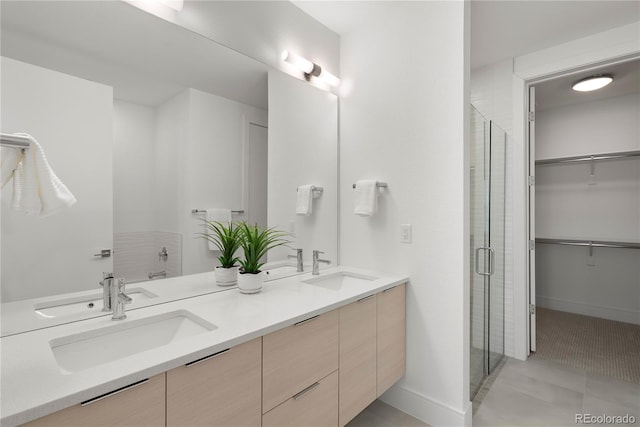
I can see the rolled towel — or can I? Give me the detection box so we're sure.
[11,134,76,217]
[205,208,232,251]
[354,180,378,216]
[296,184,313,216]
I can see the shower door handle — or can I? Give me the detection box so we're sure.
[474,247,495,276]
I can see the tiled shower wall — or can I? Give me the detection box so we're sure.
[113,231,182,284]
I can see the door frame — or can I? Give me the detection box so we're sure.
[513,46,640,359]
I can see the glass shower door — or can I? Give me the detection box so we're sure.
[470,107,506,399]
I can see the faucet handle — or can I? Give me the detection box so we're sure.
[99,272,114,287]
[115,279,132,304]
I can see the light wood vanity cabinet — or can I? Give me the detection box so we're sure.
[339,294,377,426]
[21,282,406,427]
[262,309,339,415]
[22,374,165,427]
[377,284,406,396]
[166,337,262,427]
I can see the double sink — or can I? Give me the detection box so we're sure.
[46,270,378,373]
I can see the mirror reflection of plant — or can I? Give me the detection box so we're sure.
[238,222,289,274]
[197,220,242,268]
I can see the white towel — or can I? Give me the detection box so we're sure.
[1,146,23,188]
[7,134,76,217]
[205,208,232,250]
[354,180,378,216]
[296,184,313,216]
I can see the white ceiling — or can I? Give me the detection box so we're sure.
[291,1,639,70]
[1,1,269,108]
[534,58,640,111]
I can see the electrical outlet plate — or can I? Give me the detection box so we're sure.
[400,224,412,243]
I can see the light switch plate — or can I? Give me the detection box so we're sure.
[400,224,412,243]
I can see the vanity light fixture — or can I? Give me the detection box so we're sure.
[281,50,340,87]
[572,75,613,92]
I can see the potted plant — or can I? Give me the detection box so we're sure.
[237,222,289,294]
[199,220,242,286]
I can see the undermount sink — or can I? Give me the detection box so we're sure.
[301,271,378,291]
[49,310,216,373]
[34,288,157,319]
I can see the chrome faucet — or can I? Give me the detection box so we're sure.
[312,250,331,275]
[112,278,132,321]
[288,248,304,272]
[99,272,115,312]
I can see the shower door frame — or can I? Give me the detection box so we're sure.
[470,108,506,400]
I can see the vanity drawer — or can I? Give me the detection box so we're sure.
[166,337,262,427]
[263,309,339,413]
[262,370,338,427]
[21,374,165,427]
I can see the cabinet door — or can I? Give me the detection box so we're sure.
[262,370,338,427]
[377,284,406,396]
[339,295,377,426]
[263,310,339,413]
[166,337,261,427]
[22,374,165,427]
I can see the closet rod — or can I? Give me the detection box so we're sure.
[536,238,640,250]
[535,150,640,166]
[0,133,30,149]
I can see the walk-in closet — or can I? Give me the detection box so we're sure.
[532,59,640,383]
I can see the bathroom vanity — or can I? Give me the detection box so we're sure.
[1,267,407,427]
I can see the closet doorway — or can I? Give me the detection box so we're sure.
[529,58,640,383]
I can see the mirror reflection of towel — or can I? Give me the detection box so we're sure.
[296,184,313,216]
[354,180,378,216]
[4,134,76,217]
[205,208,232,251]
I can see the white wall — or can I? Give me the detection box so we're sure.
[113,100,156,233]
[339,3,471,425]
[268,71,338,266]
[1,57,113,302]
[535,93,640,324]
[181,89,268,275]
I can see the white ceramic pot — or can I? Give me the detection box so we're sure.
[215,266,239,286]
[238,271,264,294]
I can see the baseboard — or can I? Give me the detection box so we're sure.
[537,296,640,325]
[379,384,472,426]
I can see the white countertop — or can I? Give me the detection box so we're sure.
[0,266,408,426]
[0,260,308,337]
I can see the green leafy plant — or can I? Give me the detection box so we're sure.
[238,222,289,274]
[198,220,242,268]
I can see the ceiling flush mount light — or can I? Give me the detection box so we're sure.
[572,75,613,92]
[281,50,340,88]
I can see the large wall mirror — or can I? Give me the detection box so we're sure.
[0,1,338,336]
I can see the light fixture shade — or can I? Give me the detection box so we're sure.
[572,75,613,92]
[320,69,341,87]
[281,50,314,74]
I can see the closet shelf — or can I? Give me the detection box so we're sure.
[536,238,640,250]
[535,150,640,166]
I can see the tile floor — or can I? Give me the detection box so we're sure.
[346,399,430,427]
[473,357,640,426]
[346,356,640,427]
